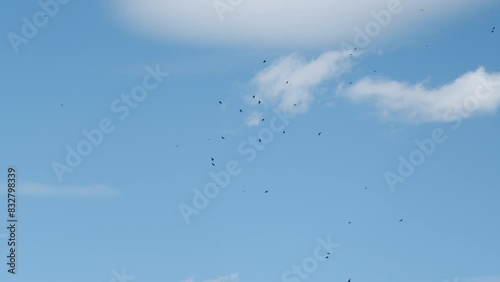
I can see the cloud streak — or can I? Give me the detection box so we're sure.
[18,182,120,198]
[341,67,500,123]
[251,50,355,114]
[110,0,491,48]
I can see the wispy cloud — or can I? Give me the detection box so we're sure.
[461,275,500,282]
[340,67,500,123]
[251,50,354,114]
[18,181,120,198]
[245,111,263,126]
[182,273,238,282]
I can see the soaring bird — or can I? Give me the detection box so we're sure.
[399,219,404,222]
[264,190,268,193]
[318,132,321,136]
[211,157,214,161]
[258,138,262,143]
[211,163,215,166]
[283,131,285,134]
[293,103,296,106]
[219,101,222,104]
[263,60,266,63]
[258,100,261,104]
[240,109,243,112]
[252,95,255,98]
[348,221,351,224]
[286,81,288,84]
[261,118,265,121]
[221,136,225,140]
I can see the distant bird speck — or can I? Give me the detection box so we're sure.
[240,109,242,112]
[264,190,268,193]
[219,101,222,104]
[318,132,321,136]
[221,136,225,140]
[258,100,261,104]
[263,60,266,63]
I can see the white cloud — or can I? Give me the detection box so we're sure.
[245,111,263,126]
[182,273,238,282]
[251,50,354,113]
[109,0,491,48]
[340,67,500,123]
[18,182,120,198]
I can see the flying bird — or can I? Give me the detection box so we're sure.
[318,132,321,136]
[211,157,214,161]
[60,103,64,106]
[399,219,404,222]
[293,103,296,106]
[286,81,288,84]
[219,101,222,104]
[261,118,265,121]
[258,100,261,104]
[283,131,285,134]
[258,138,262,143]
[263,60,266,63]
[221,136,225,140]
[264,190,268,193]
[240,109,242,112]
[252,95,255,98]
[211,163,215,166]
[348,221,351,224]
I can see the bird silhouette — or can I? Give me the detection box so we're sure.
[60,103,64,106]
[261,118,264,121]
[283,131,285,134]
[325,256,329,259]
[263,60,266,63]
[258,100,261,104]
[211,163,215,166]
[252,95,255,98]
[258,138,262,143]
[318,132,321,136]
[399,219,404,222]
[219,101,222,104]
[264,190,268,193]
[211,157,214,161]
[286,81,288,84]
[348,221,351,224]
[221,136,225,140]
[240,109,243,112]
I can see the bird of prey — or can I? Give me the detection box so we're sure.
[219,101,222,104]
[221,136,225,140]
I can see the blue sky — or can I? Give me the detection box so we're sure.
[1,0,500,282]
